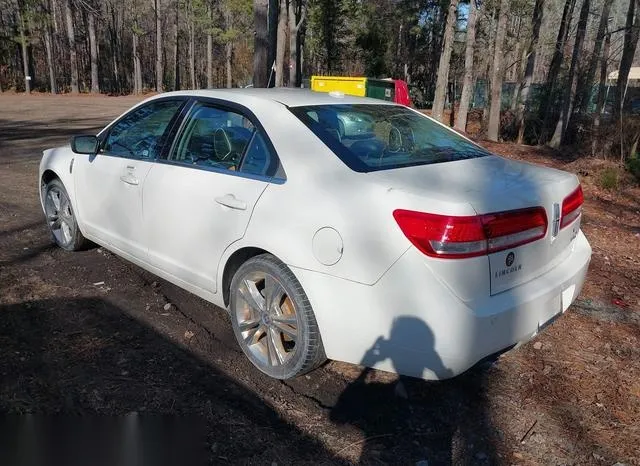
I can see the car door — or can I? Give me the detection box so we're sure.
[143,99,284,294]
[74,98,185,259]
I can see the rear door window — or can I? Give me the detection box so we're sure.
[170,102,280,178]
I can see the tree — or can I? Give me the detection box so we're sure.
[455,0,478,132]
[288,0,306,87]
[486,0,509,142]
[574,0,614,116]
[539,0,576,144]
[88,9,100,93]
[16,2,30,93]
[549,0,590,148]
[153,0,163,92]
[274,0,287,86]
[63,0,79,93]
[431,0,457,123]
[515,0,543,144]
[614,0,640,122]
[253,0,269,87]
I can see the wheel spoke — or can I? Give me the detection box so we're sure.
[267,327,284,366]
[239,278,265,312]
[243,324,265,346]
[238,318,260,332]
[48,190,61,211]
[264,274,284,311]
[272,320,297,341]
[50,217,62,230]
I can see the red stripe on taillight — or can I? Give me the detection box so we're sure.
[393,207,548,259]
[560,185,583,229]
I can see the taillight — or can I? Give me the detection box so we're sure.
[560,185,583,229]
[393,207,548,259]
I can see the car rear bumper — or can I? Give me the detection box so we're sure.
[291,230,591,380]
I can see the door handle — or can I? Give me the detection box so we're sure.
[120,175,139,186]
[215,194,247,210]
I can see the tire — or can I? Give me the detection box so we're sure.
[229,253,326,379]
[43,178,88,251]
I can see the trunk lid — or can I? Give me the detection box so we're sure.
[371,156,582,295]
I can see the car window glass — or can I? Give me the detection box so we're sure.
[102,100,182,159]
[239,132,272,176]
[172,104,255,172]
[290,104,491,172]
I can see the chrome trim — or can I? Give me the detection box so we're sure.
[154,159,286,185]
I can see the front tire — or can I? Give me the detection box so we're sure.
[43,178,88,251]
[229,254,326,379]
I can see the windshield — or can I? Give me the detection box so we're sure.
[290,104,490,172]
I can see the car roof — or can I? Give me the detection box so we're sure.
[153,88,397,108]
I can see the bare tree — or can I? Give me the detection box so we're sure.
[253,0,269,87]
[132,18,142,94]
[539,0,576,143]
[44,7,56,93]
[288,0,306,87]
[88,10,99,93]
[487,0,509,142]
[275,0,286,86]
[454,0,478,132]
[574,0,614,116]
[614,0,640,122]
[516,0,544,144]
[153,0,163,92]
[550,0,590,147]
[64,0,79,93]
[16,5,30,93]
[431,0,458,123]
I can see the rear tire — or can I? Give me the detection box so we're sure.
[43,178,88,251]
[229,254,326,379]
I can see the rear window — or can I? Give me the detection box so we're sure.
[289,104,490,172]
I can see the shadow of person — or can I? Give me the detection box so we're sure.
[330,316,488,465]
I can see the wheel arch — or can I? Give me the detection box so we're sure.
[221,246,269,307]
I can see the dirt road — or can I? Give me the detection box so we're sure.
[1,94,638,465]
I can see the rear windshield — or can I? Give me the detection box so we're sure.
[289,104,490,172]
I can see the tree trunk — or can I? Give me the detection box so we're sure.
[206,5,213,89]
[593,32,611,158]
[516,0,544,144]
[614,0,640,122]
[44,24,56,93]
[550,0,590,148]
[431,0,458,123]
[486,0,509,142]
[274,0,287,87]
[539,0,576,143]
[574,0,613,115]
[17,8,30,94]
[253,0,270,87]
[174,1,180,90]
[188,1,195,90]
[454,0,478,132]
[88,12,99,93]
[133,20,142,94]
[288,0,305,87]
[64,0,79,93]
[226,42,232,88]
[154,0,163,92]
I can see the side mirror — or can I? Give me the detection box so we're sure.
[71,135,98,155]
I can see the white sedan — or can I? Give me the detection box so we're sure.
[39,89,591,380]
